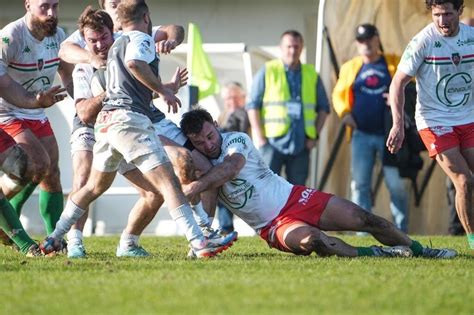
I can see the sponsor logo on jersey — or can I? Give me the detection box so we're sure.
[436,72,472,107]
[2,37,9,45]
[22,76,51,92]
[457,38,474,47]
[298,188,315,206]
[434,41,442,48]
[224,136,247,151]
[22,46,31,53]
[219,178,254,210]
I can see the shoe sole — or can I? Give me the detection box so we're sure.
[196,236,238,258]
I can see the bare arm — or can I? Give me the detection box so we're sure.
[75,93,105,125]
[59,41,106,69]
[247,108,267,148]
[386,70,413,154]
[57,60,75,98]
[126,59,181,113]
[0,73,66,109]
[155,24,185,54]
[183,153,246,197]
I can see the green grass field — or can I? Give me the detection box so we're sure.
[0,235,472,315]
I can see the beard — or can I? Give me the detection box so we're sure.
[30,14,58,37]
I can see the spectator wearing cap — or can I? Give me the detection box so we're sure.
[332,24,410,232]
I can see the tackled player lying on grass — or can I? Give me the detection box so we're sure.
[180,109,457,259]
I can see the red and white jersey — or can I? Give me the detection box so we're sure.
[0,17,66,121]
[211,132,293,230]
[398,23,474,129]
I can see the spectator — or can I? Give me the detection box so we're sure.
[216,82,250,234]
[247,30,329,185]
[333,24,409,232]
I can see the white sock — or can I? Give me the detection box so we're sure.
[119,232,139,249]
[168,203,204,243]
[67,229,83,247]
[51,200,86,240]
[191,201,210,227]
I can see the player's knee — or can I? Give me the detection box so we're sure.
[72,174,89,192]
[1,145,30,184]
[451,173,473,194]
[300,231,331,257]
[83,181,106,199]
[144,191,163,211]
[33,155,51,179]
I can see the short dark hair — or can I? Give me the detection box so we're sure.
[280,30,304,42]
[116,0,149,26]
[425,0,464,10]
[180,108,214,136]
[78,6,114,38]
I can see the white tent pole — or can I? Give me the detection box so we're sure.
[315,0,326,73]
[310,0,327,188]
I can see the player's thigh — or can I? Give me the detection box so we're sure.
[435,146,471,183]
[38,134,60,166]
[318,195,368,231]
[460,147,474,173]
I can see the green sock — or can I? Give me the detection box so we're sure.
[468,234,474,250]
[9,182,38,217]
[357,247,375,256]
[0,198,35,253]
[39,190,64,235]
[410,240,424,256]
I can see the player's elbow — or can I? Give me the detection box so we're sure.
[126,60,141,72]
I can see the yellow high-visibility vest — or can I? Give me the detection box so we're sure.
[262,59,318,139]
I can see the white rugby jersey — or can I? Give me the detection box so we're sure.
[212,132,293,230]
[0,17,66,121]
[73,63,94,102]
[398,23,474,130]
